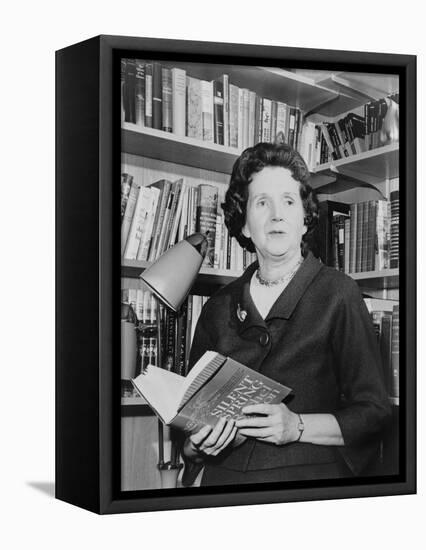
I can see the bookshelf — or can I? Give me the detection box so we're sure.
[120,61,400,487]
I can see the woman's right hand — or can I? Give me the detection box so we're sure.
[183,417,237,462]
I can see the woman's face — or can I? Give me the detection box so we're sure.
[242,166,307,262]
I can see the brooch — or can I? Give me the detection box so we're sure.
[237,303,247,322]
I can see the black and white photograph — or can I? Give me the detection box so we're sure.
[7,2,423,545]
[119,57,403,492]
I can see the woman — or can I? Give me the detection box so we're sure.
[181,142,391,487]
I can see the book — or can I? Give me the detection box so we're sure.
[124,186,153,260]
[120,173,133,221]
[196,183,219,267]
[187,76,203,140]
[161,67,173,132]
[391,305,400,398]
[213,78,224,145]
[200,80,214,142]
[135,61,145,127]
[123,59,136,123]
[171,67,186,136]
[121,178,140,256]
[131,351,292,439]
[152,62,163,130]
[144,62,153,127]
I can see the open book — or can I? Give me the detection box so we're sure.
[131,351,292,437]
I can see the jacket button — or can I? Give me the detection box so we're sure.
[259,332,270,346]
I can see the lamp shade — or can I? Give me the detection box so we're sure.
[140,233,207,311]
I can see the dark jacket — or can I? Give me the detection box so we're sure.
[185,252,391,481]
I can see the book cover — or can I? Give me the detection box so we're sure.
[196,183,219,267]
[317,201,350,267]
[131,351,292,437]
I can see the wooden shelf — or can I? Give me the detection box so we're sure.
[122,123,241,174]
[312,143,399,190]
[121,260,242,295]
[121,396,148,406]
[349,269,399,290]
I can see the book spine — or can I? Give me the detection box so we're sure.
[213,79,224,145]
[186,76,203,140]
[124,59,136,123]
[254,94,262,145]
[196,184,218,267]
[262,98,272,143]
[161,67,173,132]
[276,102,287,141]
[349,203,357,273]
[200,80,214,142]
[248,91,256,147]
[152,62,163,130]
[391,305,399,398]
[148,180,172,261]
[390,189,399,268]
[242,89,250,148]
[137,186,160,261]
[270,100,277,143]
[124,186,152,260]
[120,173,133,221]
[144,62,153,127]
[344,217,351,274]
[121,59,127,122]
[229,84,239,148]
[135,61,145,127]
[223,75,230,147]
[121,179,139,256]
[171,67,186,136]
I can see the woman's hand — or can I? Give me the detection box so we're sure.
[183,417,238,462]
[236,403,300,445]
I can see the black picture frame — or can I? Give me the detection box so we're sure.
[56,35,416,514]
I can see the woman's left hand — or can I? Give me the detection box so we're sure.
[235,403,300,445]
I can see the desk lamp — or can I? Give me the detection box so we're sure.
[139,233,207,487]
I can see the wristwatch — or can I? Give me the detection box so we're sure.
[296,413,305,442]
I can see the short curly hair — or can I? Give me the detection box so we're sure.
[222,142,319,255]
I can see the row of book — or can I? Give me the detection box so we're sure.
[318,95,398,163]
[121,287,399,401]
[317,194,399,274]
[121,173,257,270]
[121,59,398,172]
[121,287,209,381]
[365,298,400,399]
[121,58,305,152]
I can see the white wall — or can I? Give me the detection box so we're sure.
[1,1,423,549]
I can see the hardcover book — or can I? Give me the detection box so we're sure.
[131,351,292,439]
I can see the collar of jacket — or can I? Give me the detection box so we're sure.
[235,251,323,334]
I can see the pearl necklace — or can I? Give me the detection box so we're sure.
[255,258,303,287]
